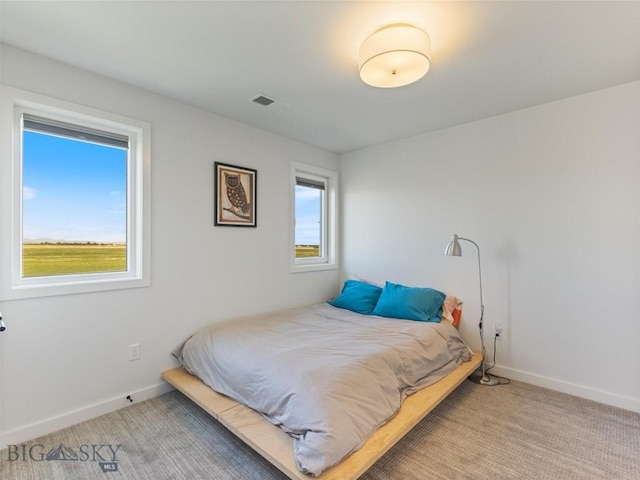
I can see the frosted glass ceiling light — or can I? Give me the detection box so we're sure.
[359,23,431,88]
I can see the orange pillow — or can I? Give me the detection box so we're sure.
[451,306,462,328]
[442,296,463,328]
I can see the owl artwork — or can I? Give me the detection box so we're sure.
[224,172,251,219]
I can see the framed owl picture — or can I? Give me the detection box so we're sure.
[214,162,257,227]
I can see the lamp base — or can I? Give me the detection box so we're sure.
[468,369,502,386]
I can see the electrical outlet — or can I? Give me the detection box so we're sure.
[494,324,504,341]
[129,343,140,361]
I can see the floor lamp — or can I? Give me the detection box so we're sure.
[444,234,500,386]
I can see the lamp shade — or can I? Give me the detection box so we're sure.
[359,24,431,88]
[444,234,462,256]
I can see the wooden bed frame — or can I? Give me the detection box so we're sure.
[162,351,481,480]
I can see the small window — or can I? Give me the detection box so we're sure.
[295,175,325,259]
[290,162,338,272]
[1,88,151,299]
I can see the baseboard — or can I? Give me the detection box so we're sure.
[1,382,175,447]
[490,365,640,414]
[3,367,638,448]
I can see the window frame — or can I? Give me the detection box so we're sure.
[1,87,151,299]
[290,162,338,273]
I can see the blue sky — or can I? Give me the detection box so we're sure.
[295,185,321,246]
[22,131,127,243]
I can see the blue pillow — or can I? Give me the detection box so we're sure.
[372,281,445,322]
[328,279,383,315]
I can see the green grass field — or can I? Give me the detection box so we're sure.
[295,245,320,258]
[24,244,315,276]
[23,244,126,277]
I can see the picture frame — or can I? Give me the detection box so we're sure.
[214,162,257,227]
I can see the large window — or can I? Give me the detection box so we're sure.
[290,162,337,272]
[1,88,151,299]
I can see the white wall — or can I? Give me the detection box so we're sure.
[340,81,640,412]
[0,45,340,444]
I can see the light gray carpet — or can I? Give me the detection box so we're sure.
[1,379,639,479]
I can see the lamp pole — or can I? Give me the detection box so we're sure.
[445,234,500,386]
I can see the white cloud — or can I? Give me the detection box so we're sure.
[295,186,322,200]
[23,186,38,200]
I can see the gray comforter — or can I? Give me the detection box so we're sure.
[175,303,472,476]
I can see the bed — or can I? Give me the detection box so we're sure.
[164,286,480,479]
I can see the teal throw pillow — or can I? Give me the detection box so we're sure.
[372,281,445,322]
[328,279,383,315]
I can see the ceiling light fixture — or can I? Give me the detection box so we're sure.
[359,23,431,88]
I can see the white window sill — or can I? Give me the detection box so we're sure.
[290,262,338,274]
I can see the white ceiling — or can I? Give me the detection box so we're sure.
[1,1,639,153]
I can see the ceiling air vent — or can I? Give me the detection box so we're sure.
[251,95,275,107]
[247,93,290,114]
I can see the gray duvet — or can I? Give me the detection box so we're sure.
[175,303,472,476]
